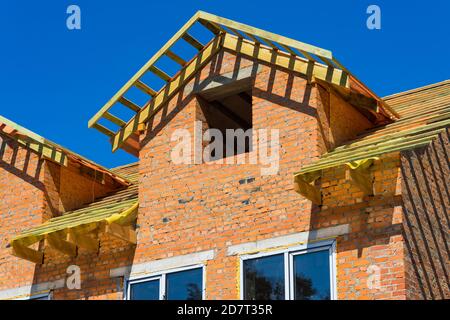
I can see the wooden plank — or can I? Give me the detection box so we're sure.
[198,10,332,59]
[222,34,347,88]
[92,123,115,137]
[278,43,298,56]
[295,134,437,174]
[88,11,202,128]
[294,173,322,205]
[46,233,77,257]
[165,50,187,66]
[198,19,222,35]
[118,97,141,112]
[148,65,172,82]
[103,112,126,127]
[135,80,157,96]
[105,223,137,244]
[182,33,204,50]
[111,36,223,152]
[68,231,99,253]
[11,243,44,264]
[347,159,375,195]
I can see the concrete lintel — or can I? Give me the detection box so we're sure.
[185,64,262,100]
[227,224,350,256]
[110,249,215,279]
[0,279,65,300]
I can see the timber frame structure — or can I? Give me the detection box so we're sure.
[88,11,398,156]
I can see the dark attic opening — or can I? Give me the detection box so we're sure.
[197,79,253,161]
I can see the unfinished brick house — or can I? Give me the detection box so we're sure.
[0,11,448,300]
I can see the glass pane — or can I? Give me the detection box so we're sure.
[166,268,203,300]
[293,250,331,300]
[243,254,285,300]
[130,279,160,300]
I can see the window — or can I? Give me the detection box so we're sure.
[127,266,204,300]
[197,83,253,161]
[241,241,336,300]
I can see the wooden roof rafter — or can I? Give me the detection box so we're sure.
[0,114,131,186]
[89,11,393,155]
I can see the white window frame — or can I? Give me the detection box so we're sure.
[239,240,337,300]
[125,264,206,300]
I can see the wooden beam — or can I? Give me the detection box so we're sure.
[11,242,44,264]
[294,172,322,205]
[148,65,172,82]
[346,159,376,195]
[135,80,157,96]
[92,123,115,137]
[88,11,202,128]
[165,50,187,66]
[111,35,223,152]
[118,97,141,112]
[103,112,126,127]
[182,33,204,50]
[198,10,332,59]
[198,19,222,35]
[222,34,348,88]
[105,223,137,244]
[46,233,77,257]
[68,231,99,253]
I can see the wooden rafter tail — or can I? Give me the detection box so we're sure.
[294,171,322,205]
[346,158,377,196]
[111,35,224,152]
[103,112,126,127]
[104,223,137,244]
[68,231,100,253]
[46,233,77,257]
[11,241,44,264]
[87,11,202,129]
[118,97,141,112]
[148,65,172,82]
[197,19,223,35]
[165,50,187,66]
[92,123,115,137]
[181,33,204,50]
[135,80,157,97]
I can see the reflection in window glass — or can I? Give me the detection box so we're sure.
[130,279,160,300]
[293,250,331,300]
[243,254,284,300]
[166,268,203,300]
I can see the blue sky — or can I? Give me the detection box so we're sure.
[1,1,449,168]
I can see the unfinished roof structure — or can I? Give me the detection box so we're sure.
[9,163,138,264]
[0,115,130,185]
[88,11,398,156]
[294,80,450,204]
[1,114,138,263]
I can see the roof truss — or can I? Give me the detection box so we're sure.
[89,11,393,154]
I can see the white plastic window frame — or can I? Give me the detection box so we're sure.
[239,239,337,300]
[125,264,206,300]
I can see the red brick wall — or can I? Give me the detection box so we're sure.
[0,134,46,291]
[401,129,450,300]
[2,48,444,301]
[0,134,122,296]
[133,49,404,300]
[320,153,406,299]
